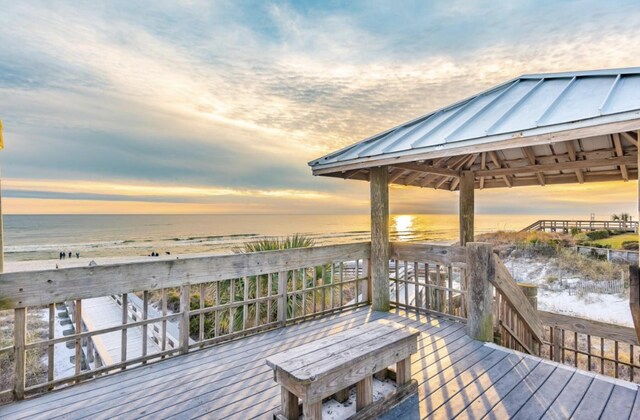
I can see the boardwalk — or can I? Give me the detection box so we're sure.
[2,307,639,419]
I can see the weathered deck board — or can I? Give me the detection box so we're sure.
[1,307,638,420]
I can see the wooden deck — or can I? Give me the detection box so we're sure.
[1,307,639,419]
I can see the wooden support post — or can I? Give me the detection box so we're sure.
[465,242,494,342]
[356,375,373,411]
[14,307,26,400]
[120,295,127,369]
[334,388,349,403]
[75,299,83,378]
[459,171,475,246]
[396,356,412,385]
[281,387,300,420]
[552,327,562,362]
[370,166,390,311]
[630,265,640,343]
[47,303,55,387]
[180,284,190,354]
[278,271,287,326]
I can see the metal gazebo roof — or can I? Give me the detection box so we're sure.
[310,67,640,190]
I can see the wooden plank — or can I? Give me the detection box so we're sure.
[180,285,190,354]
[612,133,629,180]
[493,256,544,343]
[458,357,541,419]
[539,310,639,345]
[600,384,637,419]
[543,369,594,419]
[427,352,525,418]
[0,242,371,309]
[389,242,466,266]
[570,376,615,419]
[512,365,574,419]
[370,166,390,311]
[466,243,494,342]
[389,162,460,178]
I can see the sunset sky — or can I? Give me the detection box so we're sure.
[0,1,639,216]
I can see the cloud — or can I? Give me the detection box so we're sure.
[0,1,639,214]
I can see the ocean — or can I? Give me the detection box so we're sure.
[3,214,557,262]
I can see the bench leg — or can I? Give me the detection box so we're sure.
[356,375,373,411]
[334,388,349,403]
[281,387,299,420]
[396,356,412,385]
[303,400,322,419]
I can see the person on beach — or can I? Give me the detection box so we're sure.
[76,252,80,259]
[68,251,72,258]
[59,252,63,260]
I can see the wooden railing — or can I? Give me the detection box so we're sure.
[539,311,640,383]
[0,242,371,402]
[388,242,467,320]
[491,257,544,355]
[522,219,638,233]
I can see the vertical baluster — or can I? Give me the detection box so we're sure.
[267,274,272,323]
[574,331,578,367]
[243,276,249,330]
[302,269,307,316]
[291,270,297,319]
[587,334,592,371]
[614,341,619,378]
[330,263,335,309]
[447,265,453,315]
[161,288,168,354]
[339,262,344,308]
[312,268,317,315]
[394,259,399,305]
[142,291,149,363]
[278,270,287,325]
[435,265,442,312]
[199,284,205,343]
[425,263,430,310]
[403,260,408,309]
[48,303,55,388]
[180,284,190,353]
[414,262,420,312]
[215,282,220,337]
[74,299,83,379]
[229,279,235,334]
[321,265,326,312]
[630,344,634,382]
[14,307,27,400]
[256,275,261,327]
[121,294,127,368]
[600,337,604,374]
[355,260,360,303]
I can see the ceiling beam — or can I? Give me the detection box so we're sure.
[474,155,636,178]
[565,140,584,183]
[612,133,629,181]
[389,162,460,178]
[479,152,487,189]
[388,168,408,183]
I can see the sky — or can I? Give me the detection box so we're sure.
[0,0,639,216]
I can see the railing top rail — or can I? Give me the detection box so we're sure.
[539,310,639,346]
[389,242,466,265]
[0,242,371,310]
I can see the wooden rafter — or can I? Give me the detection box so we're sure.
[612,133,629,181]
[389,162,460,178]
[479,152,487,189]
[522,146,545,186]
[488,150,512,187]
[565,140,584,183]
[422,155,468,188]
[388,168,408,183]
[621,131,639,147]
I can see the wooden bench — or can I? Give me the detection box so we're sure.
[266,319,420,419]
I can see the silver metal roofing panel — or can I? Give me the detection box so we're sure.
[310,67,640,172]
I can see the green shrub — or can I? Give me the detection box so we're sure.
[545,275,558,285]
[622,241,639,250]
[570,227,581,236]
[585,230,610,240]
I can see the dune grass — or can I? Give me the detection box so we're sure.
[588,233,638,250]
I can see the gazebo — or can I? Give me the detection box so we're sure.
[309,67,640,331]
